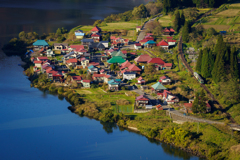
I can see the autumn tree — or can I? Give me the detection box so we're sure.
[145,20,162,36]
[132,4,148,18]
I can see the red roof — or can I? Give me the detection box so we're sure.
[91,26,101,32]
[91,33,101,37]
[136,95,149,101]
[140,39,149,43]
[134,54,151,63]
[66,58,78,63]
[164,63,172,67]
[48,70,58,75]
[146,33,153,36]
[45,67,53,73]
[31,57,35,60]
[159,76,167,80]
[120,60,131,69]
[145,37,154,41]
[131,52,136,55]
[163,28,170,32]
[136,26,141,28]
[37,57,48,61]
[121,50,127,54]
[170,28,175,32]
[128,64,141,72]
[93,74,105,78]
[167,40,176,42]
[157,40,169,46]
[148,58,165,65]
[110,36,116,40]
[72,76,82,81]
[88,62,99,66]
[135,43,142,46]
[137,77,143,81]
[100,69,105,73]
[34,60,42,64]
[82,80,90,83]
[184,103,193,108]
[124,39,129,42]
[70,45,84,51]
[53,74,63,77]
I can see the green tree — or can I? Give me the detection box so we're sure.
[132,4,148,18]
[212,35,226,83]
[173,11,180,32]
[198,90,207,113]
[110,63,115,71]
[180,11,185,27]
[196,50,203,73]
[182,21,189,42]
[201,48,213,78]
[230,46,239,79]
[192,93,199,113]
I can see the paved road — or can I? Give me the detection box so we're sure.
[136,15,162,42]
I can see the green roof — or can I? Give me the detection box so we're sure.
[33,40,49,46]
[151,82,166,90]
[114,51,127,58]
[107,56,126,64]
[111,51,118,57]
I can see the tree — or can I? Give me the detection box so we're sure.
[192,93,199,113]
[182,21,189,42]
[145,20,162,36]
[173,11,180,32]
[110,63,115,71]
[19,31,26,40]
[145,63,156,74]
[201,48,214,78]
[230,46,239,80]
[198,90,207,113]
[196,49,203,73]
[212,35,226,83]
[180,11,185,27]
[132,4,148,18]
[93,20,103,27]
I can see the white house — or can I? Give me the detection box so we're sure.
[134,43,142,50]
[100,41,109,48]
[159,76,171,85]
[123,72,136,80]
[46,49,55,57]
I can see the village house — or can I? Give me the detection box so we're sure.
[108,79,121,91]
[144,40,156,48]
[162,28,175,35]
[33,40,49,50]
[127,63,141,74]
[81,39,94,46]
[104,74,115,83]
[156,104,163,110]
[71,76,82,84]
[66,58,78,68]
[81,80,91,88]
[91,33,101,42]
[120,60,131,70]
[52,74,64,82]
[111,50,127,59]
[148,58,165,70]
[54,43,68,50]
[158,90,179,105]
[75,30,85,39]
[88,65,98,74]
[135,95,149,107]
[139,39,149,45]
[81,58,89,69]
[164,63,172,70]
[134,54,151,64]
[34,60,43,68]
[100,41,109,48]
[159,76,171,85]
[167,39,176,46]
[89,42,105,51]
[37,57,49,62]
[137,77,145,85]
[92,74,105,83]
[123,72,136,80]
[136,26,141,32]
[151,82,167,93]
[157,40,169,49]
[184,99,211,114]
[107,56,126,65]
[91,26,101,34]
[134,43,142,50]
[101,55,108,62]
[46,49,55,57]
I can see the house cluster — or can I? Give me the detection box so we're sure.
[135,31,176,49]
[184,98,211,113]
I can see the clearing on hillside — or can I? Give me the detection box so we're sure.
[217,9,240,16]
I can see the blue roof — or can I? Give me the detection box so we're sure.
[144,40,156,45]
[75,33,85,36]
[82,39,94,43]
[88,65,95,69]
[151,82,166,90]
[108,79,119,85]
[33,40,49,46]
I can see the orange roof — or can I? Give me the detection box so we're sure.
[34,60,42,64]
[93,74,105,77]
[66,58,77,63]
[157,40,169,46]
[91,26,101,32]
[128,64,141,72]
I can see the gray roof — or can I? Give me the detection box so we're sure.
[54,43,68,46]
[90,42,105,49]
[82,39,94,43]
[63,51,75,58]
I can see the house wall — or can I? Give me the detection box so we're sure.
[35,63,42,68]
[123,74,136,80]
[76,35,84,39]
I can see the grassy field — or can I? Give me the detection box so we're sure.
[158,15,173,27]
[80,22,139,32]
[196,3,240,31]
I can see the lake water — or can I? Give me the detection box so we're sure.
[0,54,200,160]
[0,0,201,159]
